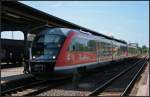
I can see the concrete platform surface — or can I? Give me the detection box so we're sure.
[130,62,149,96]
[1,67,24,77]
[136,63,149,96]
[1,74,33,84]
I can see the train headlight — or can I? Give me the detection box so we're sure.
[52,56,56,59]
[33,56,36,59]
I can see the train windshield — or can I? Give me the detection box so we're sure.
[32,34,65,60]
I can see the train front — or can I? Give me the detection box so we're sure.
[29,27,67,77]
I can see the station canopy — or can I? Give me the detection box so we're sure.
[1,1,126,44]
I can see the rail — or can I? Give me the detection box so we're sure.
[88,56,147,96]
[1,76,70,96]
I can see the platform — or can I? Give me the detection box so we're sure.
[130,61,149,96]
[1,74,33,84]
[1,67,24,78]
[136,62,149,96]
[1,67,25,84]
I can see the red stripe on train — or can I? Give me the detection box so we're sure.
[56,32,76,67]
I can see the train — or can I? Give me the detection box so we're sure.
[27,27,140,78]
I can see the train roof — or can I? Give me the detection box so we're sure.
[31,27,127,44]
[2,1,127,45]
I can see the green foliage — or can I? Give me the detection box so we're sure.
[141,45,149,54]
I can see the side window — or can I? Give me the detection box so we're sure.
[68,36,97,52]
[88,40,96,52]
[77,37,88,51]
[100,40,112,56]
[106,43,112,56]
[100,42,105,56]
[76,37,96,52]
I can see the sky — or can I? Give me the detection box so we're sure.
[1,1,149,47]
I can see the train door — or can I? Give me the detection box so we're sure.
[68,37,77,65]
[96,40,100,63]
[111,40,113,61]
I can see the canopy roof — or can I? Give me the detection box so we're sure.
[2,1,126,44]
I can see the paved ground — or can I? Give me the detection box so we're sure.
[1,67,24,78]
[130,62,149,96]
[136,62,149,96]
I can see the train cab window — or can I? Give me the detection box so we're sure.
[32,33,65,60]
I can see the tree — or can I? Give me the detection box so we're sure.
[142,45,149,54]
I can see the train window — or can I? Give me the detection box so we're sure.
[100,39,112,56]
[60,28,71,35]
[88,40,97,52]
[32,34,65,59]
[76,37,88,51]
[1,31,24,40]
[37,36,44,43]
[45,35,61,43]
[68,36,97,52]
[76,37,96,52]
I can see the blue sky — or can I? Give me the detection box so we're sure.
[1,1,149,47]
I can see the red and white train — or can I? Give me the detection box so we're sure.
[28,27,139,77]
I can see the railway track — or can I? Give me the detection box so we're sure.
[0,60,128,96]
[1,57,147,96]
[1,76,71,96]
[1,76,37,96]
[88,56,148,96]
[35,57,143,96]
[34,57,143,96]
